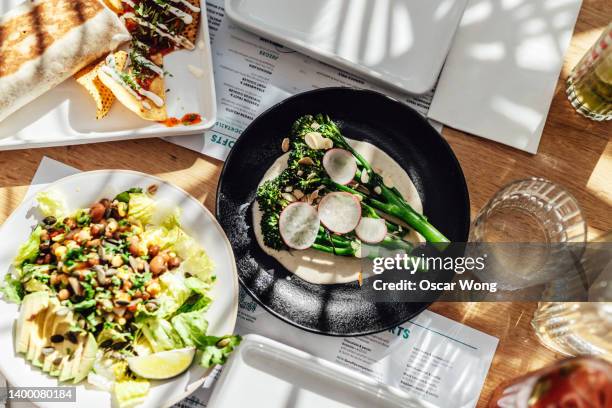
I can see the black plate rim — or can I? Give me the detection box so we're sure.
[216,87,470,337]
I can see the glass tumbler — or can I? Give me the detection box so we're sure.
[469,178,586,290]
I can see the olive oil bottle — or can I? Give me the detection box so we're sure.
[566,23,612,121]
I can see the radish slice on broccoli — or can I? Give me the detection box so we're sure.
[355,217,387,244]
[317,192,361,234]
[323,149,357,185]
[279,202,320,250]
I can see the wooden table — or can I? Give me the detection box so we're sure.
[0,1,609,406]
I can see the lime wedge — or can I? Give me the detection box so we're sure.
[127,347,196,379]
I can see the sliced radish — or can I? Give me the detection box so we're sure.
[323,149,357,185]
[317,192,361,234]
[279,202,320,250]
[355,217,387,244]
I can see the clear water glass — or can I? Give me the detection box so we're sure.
[469,178,586,289]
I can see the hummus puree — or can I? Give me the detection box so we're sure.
[253,138,424,284]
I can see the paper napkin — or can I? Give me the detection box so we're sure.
[428,0,582,153]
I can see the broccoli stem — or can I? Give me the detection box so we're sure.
[320,179,449,244]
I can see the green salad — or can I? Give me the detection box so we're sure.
[1,187,240,407]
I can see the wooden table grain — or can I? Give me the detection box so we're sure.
[0,1,609,406]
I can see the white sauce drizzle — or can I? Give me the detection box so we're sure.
[101,55,143,101]
[121,12,195,50]
[168,0,200,13]
[159,2,193,24]
[133,53,165,77]
[102,54,165,108]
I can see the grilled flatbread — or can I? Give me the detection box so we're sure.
[181,0,201,46]
[0,0,130,123]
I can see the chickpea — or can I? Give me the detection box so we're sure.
[146,280,161,296]
[87,255,100,267]
[54,245,67,259]
[128,236,142,257]
[59,274,69,286]
[123,279,133,291]
[89,202,106,223]
[149,255,167,275]
[58,289,70,301]
[90,224,102,237]
[111,254,124,268]
[86,239,101,248]
[40,229,49,241]
[106,219,118,234]
[50,273,60,286]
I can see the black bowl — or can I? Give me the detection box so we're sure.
[216,87,470,336]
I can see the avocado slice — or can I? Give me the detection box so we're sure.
[73,333,98,383]
[26,305,48,364]
[15,292,49,354]
[34,299,62,368]
[59,341,83,382]
[41,306,75,374]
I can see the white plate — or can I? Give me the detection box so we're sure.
[225,0,468,95]
[208,334,437,408]
[0,170,239,408]
[0,2,216,150]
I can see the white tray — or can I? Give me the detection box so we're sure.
[208,334,437,408]
[0,1,216,150]
[225,0,467,95]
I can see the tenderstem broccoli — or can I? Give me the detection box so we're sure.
[256,114,449,259]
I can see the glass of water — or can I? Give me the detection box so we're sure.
[469,178,586,289]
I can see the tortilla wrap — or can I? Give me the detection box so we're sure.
[0,0,130,123]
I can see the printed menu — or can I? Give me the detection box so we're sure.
[167,0,441,161]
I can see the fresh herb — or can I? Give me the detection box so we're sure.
[131,272,152,290]
[73,299,96,311]
[66,247,87,262]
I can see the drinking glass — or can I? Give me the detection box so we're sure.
[469,178,586,290]
[532,302,612,362]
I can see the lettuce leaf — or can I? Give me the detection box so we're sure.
[114,380,150,408]
[140,225,181,251]
[0,274,24,303]
[36,190,67,219]
[175,277,212,314]
[13,226,42,271]
[170,310,209,348]
[170,312,241,368]
[174,233,215,283]
[139,318,183,353]
[199,335,241,368]
[127,193,155,225]
[155,272,192,318]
